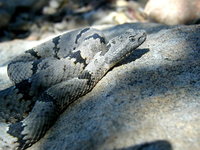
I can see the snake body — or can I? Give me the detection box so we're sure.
[0,28,146,150]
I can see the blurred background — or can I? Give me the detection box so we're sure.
[0,0,199,41]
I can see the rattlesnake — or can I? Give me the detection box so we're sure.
[0,27,146,150]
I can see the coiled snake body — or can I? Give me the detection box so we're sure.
[0,28,146,150]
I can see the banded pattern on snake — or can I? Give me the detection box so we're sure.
[0,28,146,150]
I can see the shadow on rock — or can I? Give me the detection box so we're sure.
[118,140,172,150]
[117,48,150,67]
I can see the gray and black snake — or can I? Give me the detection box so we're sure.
[0,27,146,150]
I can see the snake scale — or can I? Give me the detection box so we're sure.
[0,27,146,150]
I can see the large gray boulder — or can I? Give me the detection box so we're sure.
[0,23,200,150]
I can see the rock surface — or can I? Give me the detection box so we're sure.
[144,0,200,25]
[0,0,49,28]
[0,23,200,150]
[0,0,147,41]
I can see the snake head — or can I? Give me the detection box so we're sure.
[104,29,146,67]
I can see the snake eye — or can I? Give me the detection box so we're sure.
[129,36,135,42]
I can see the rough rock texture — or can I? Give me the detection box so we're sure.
[0,23,200,150]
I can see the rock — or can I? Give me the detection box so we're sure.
[144,0,200,25]
[0,0,49,27]
[27,24,200,149]
[87,0,146,25]
[0,0,15,28]
[13,0,49,12]
[0,23,200,150]
[0,0,147,41]
[0,0,49,41]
